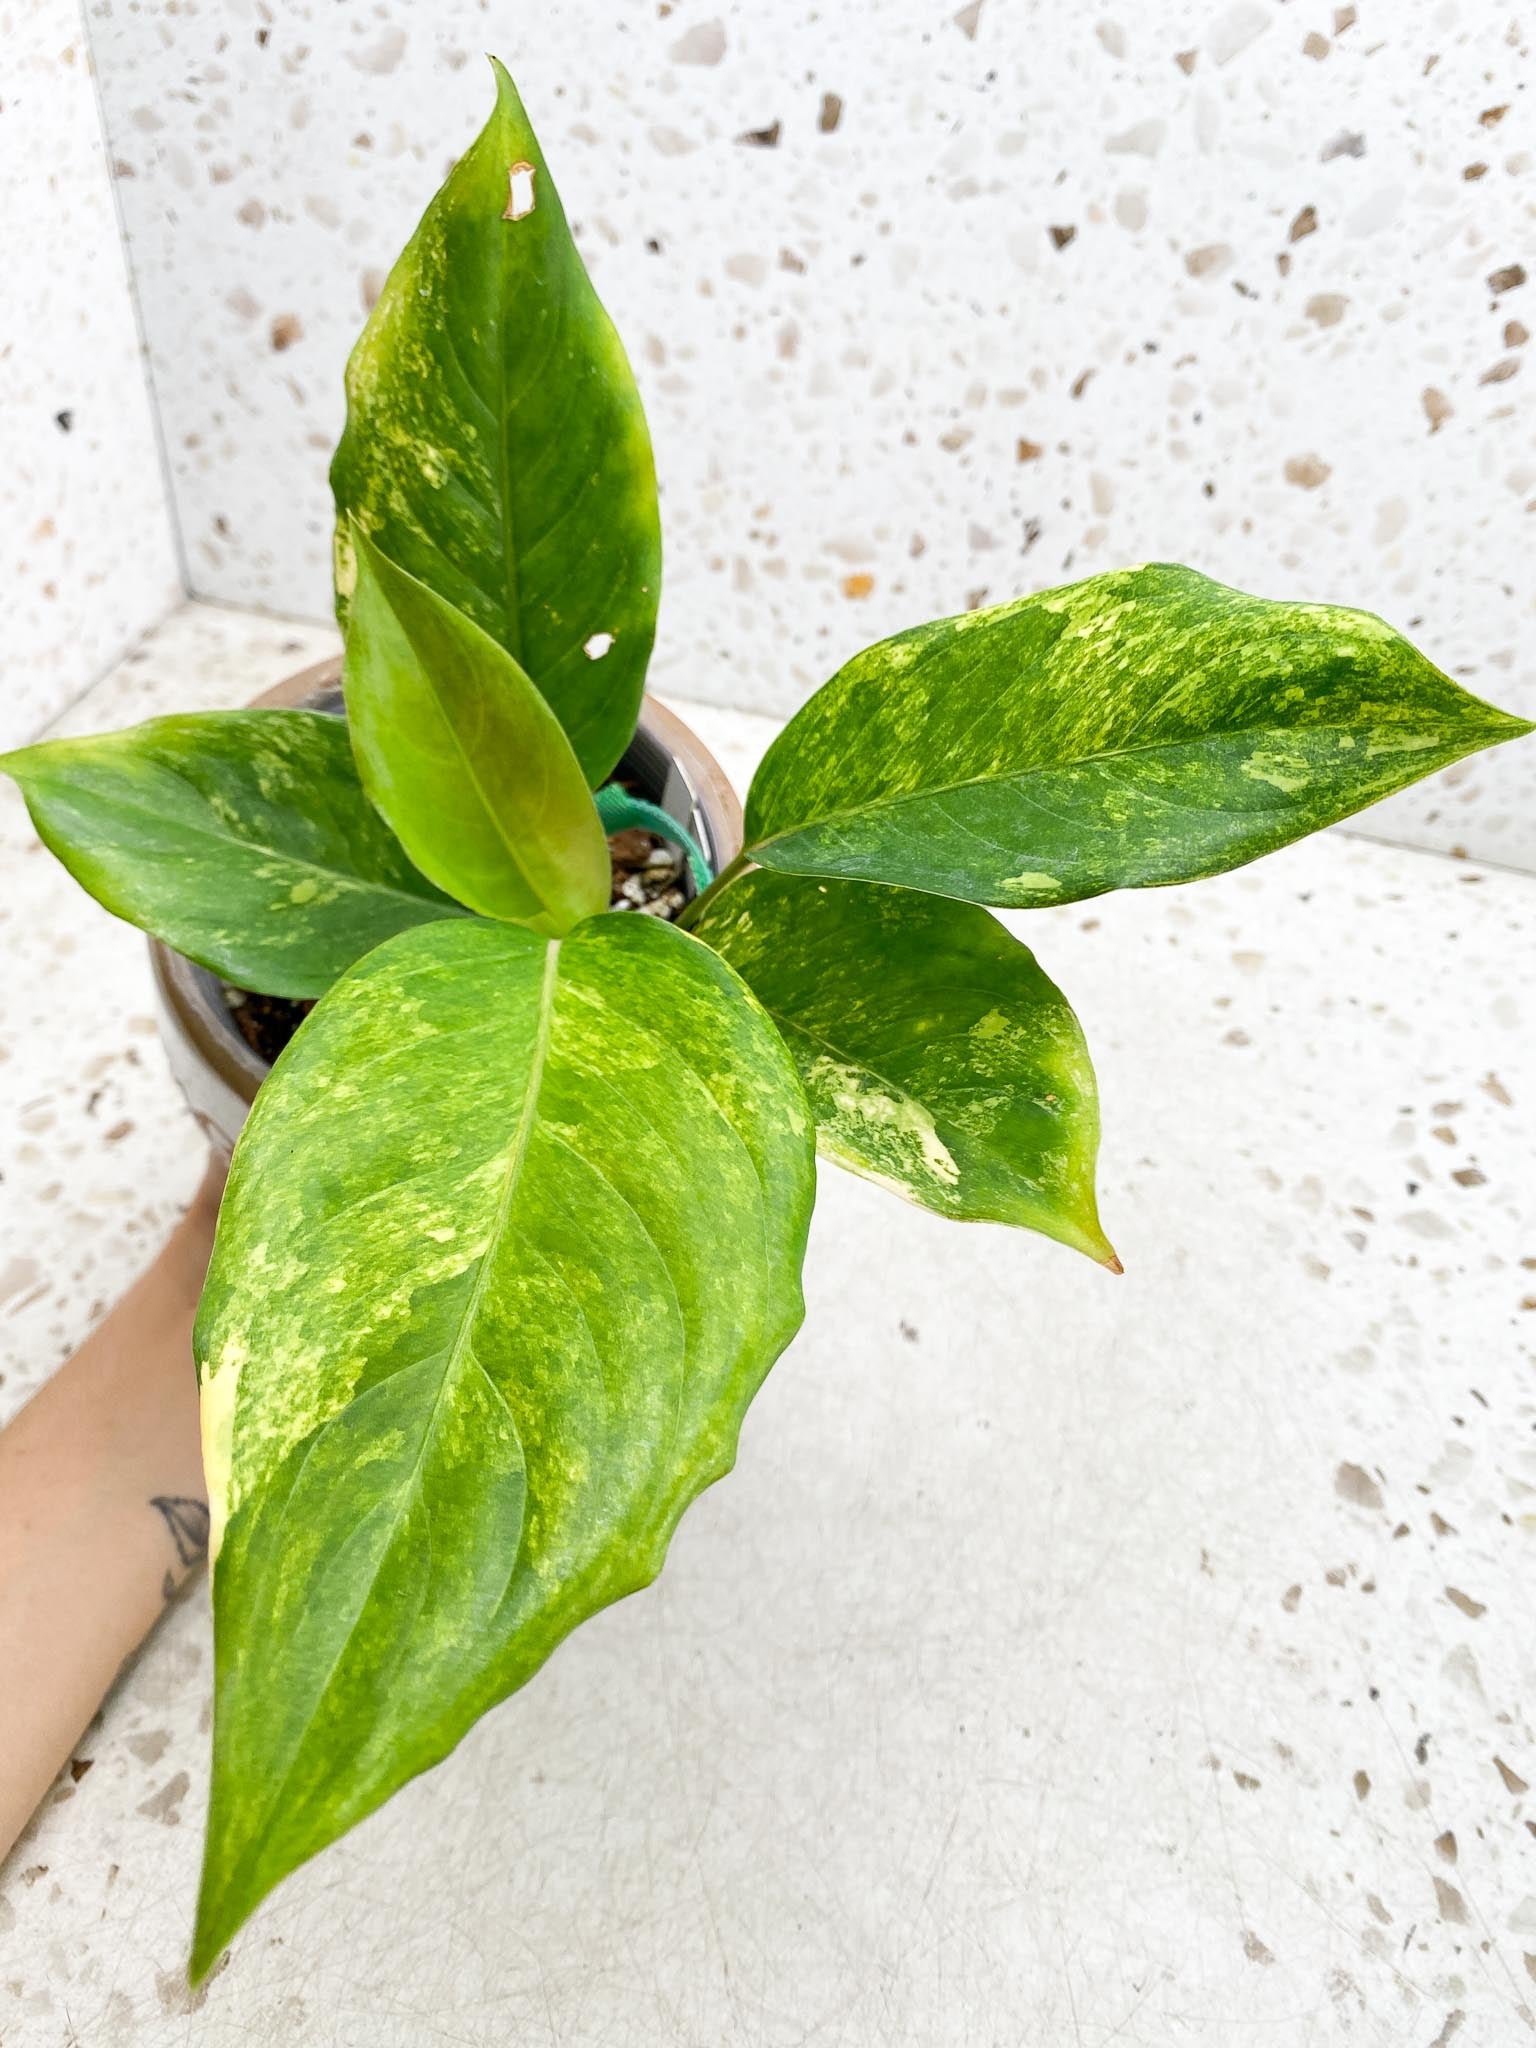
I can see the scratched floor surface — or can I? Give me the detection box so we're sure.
[1,602,1533,2046]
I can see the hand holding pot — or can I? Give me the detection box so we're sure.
[0,1156,223,1863]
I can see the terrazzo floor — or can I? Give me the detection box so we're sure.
[1,601,1533,2045]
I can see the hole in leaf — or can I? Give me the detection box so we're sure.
[583,631,615,660]
[503,161,537,222]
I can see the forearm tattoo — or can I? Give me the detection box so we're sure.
[150,1495,211,1601]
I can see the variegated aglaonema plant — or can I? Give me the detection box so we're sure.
[2,61,1530,1982]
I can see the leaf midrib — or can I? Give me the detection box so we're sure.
[399,609,562,916]
[44,771,462,918]
[747,714,1473,857]
[215,938,561,1918]
[447,937,562,1383]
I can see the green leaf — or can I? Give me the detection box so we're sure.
[191,912,814,1977]
[331,58,661,788]
[744,563,1533,909]
[344,533,611,934]
[0,711,466,1000]
[692,869,1114,1263]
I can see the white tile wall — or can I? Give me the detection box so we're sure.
[0,0,182,748]
[84,0,1535,862]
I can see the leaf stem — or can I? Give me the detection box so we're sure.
[677,851,750,931]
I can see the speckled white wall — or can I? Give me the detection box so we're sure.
[86,0,1535,862]
[0,0,182,748]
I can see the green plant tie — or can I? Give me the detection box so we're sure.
[595,784,714,890]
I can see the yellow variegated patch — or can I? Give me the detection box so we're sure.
[743,563,1532,908]
[190,913,814,1978]
[0,711,465,999]
[693,871,1114,1263]
[330,59,661,788]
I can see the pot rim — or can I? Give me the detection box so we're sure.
[149,657,745,1134]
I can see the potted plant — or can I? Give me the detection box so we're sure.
[0,60,1528,1985]
[142,655,743,1155]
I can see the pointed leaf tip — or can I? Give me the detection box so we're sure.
[487,53,520,117]
[188,1916,224,1982]
[691,870,1110,1260]
[330,54,659,785]
[191,915,815,1968]
[743,563,1535,909]
[188,1892,234,1989]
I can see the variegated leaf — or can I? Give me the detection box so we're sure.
[744,563,1532,908]
[693,868,1114,1263]
[191,913,814,1978]
[331,60,660,788]
[0,711,464,999]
